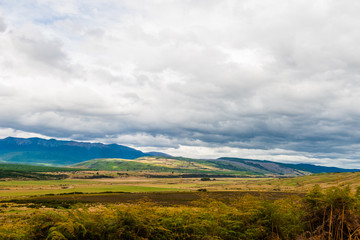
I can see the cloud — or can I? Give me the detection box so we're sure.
[0,16,6,32]
[0,1,360,167]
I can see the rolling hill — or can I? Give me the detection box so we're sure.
[72,156,359,177]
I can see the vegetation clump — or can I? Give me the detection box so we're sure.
[200,177,211,181]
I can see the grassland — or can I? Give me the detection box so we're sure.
[0,178,182,198]
[1,171,360,200]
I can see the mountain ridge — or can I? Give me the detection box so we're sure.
[0,137,358,176]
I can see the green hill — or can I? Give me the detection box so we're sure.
[71,156,253,175]
[72,156,359,177]
[71,156,306,176]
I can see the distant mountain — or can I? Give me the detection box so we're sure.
[216,157,359,174]
[0,137,357,176]
[0,137,152,166]
[286,163,359,174]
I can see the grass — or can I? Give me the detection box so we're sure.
[0,179,94,186]
[0,184,180,197]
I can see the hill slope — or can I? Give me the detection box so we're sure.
[0,137,149,166]
[72,156,358,177]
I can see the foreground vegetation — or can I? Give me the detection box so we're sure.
[1,185,360,239]
[2,169,360,239]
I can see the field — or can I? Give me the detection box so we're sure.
[1,171,360,199]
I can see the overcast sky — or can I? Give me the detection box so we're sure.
[0,1,360,167]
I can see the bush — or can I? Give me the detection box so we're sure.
[200,177,211,181]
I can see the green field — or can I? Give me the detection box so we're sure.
[0,179,181,197]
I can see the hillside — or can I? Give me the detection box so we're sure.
[0,137,150,166]
[71,156,254,175]
[72,156,358,177]
[265,171,360,192]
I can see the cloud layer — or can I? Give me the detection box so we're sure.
[0,0,360,167]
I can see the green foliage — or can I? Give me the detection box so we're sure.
[200,177,211,181]
[0,169,68,180]
[302,185,360,239]
[0,163,86,180]
[0,163,84,172]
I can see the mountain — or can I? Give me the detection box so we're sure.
[72,156,359,177]
[0,137,151,166]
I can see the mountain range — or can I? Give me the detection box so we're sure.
[0,137,358,176]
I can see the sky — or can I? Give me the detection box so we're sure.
[0,0,360,168]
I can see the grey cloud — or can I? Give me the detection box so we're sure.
[13,35,67,68]
[1,0,360,167]
[0,17,6,32]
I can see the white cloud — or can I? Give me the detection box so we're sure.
[0,127,49,139]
